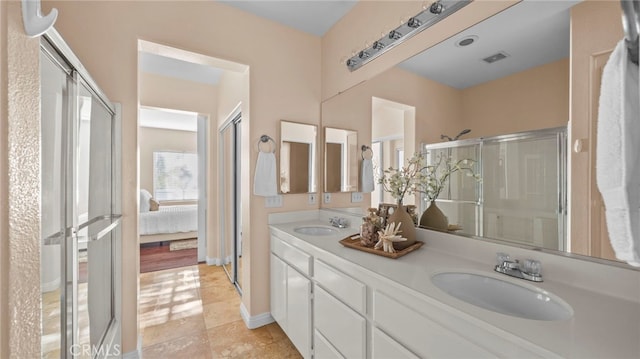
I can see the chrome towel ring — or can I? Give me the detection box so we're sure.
[257,135,276,153]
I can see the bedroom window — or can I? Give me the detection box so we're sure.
[153,151,198,201]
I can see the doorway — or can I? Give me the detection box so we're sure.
[219,106,243,292]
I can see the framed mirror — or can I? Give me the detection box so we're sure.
[324,127,358,193]
[280,121,317,194]
[320,0,633,266]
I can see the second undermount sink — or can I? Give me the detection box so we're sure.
[431,272,573,321]
[294,226,338,236]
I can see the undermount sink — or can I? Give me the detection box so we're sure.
[293,226,338,236]
[431,272,573,321]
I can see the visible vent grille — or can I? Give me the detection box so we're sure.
[483,52,509,64]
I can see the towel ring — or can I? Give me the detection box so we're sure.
[361,145,373,160]
[257,135,276,153]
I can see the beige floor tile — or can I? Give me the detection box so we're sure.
[200,282,238,305]
[142,330,212,359]
[202,298,242,329]
[142,314,207,347]
[207,320,276,358]
[139,264,296,358]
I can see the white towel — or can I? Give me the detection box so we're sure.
[361,158,375,193]
[253,151,278,197]
[596,40,640,267]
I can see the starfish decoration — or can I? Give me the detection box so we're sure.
[375,222,407,253]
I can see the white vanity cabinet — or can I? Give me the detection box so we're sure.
[270,238,312,359]
[270,225,557,359]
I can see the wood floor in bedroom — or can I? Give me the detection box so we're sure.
[140,241,198,273]
[140,264,301,358]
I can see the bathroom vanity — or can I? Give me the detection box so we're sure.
[269,210,640,358]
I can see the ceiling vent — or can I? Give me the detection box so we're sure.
[482,51,510,64]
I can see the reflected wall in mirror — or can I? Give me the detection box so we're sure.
[324,127,358,193]
[320,0,628,264]
[280,121,317,194]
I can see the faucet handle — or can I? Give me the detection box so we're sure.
[496,252,510,265]
[523,259,542,276]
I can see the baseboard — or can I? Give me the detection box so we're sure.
[122,334,142,359]
[206,256,220,265]
[240,302,274,329]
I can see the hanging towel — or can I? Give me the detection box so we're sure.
[254,151,278,197]
[361,158,375,193]
[596,40,640,267]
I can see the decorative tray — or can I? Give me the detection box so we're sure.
[339,235,423,259]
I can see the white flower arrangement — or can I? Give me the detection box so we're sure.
[377,153,425,203]
[420,152,481,203]
[377,152,481,204]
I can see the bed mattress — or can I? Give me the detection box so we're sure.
[139,205,198,235]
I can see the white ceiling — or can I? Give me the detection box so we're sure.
[398,0,581,89]
[219,0,357,36]
[139,51,224,86]
[140,107,199,132]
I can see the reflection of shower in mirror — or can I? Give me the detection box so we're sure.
[440,129,471,141]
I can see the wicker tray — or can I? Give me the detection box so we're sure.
[339,236,423,259]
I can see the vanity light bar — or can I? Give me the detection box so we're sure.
[346,0,472,72]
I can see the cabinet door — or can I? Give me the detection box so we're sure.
[287,267,312,358]
[314,329,345,359]
[270,254,287,328]
[373,328,419,359]
[314,286,366,359]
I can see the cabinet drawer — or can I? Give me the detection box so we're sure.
[373,291,494,358]
[314,259,366,314]
[314,329,344,359]
[314,287,366,359]
[372,328,419,359]
[271,237,312,276]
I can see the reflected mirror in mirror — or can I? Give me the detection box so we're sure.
[320,0,628,265]
[280,121,317,194]
[324,127,358,193]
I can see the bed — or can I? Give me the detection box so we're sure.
[139,204,198,244]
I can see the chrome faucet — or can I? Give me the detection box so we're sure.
[494,253,543,282]
[329,217,349,228]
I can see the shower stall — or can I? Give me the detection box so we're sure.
[422,127,567,251]
[40,30,121,358]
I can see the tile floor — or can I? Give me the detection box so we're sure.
[140,264,301,358]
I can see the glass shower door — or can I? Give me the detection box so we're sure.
[40,35,121,358]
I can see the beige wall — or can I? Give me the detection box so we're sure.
[139,127,198,196]
[461,58,570,137]
[1,2,41,357]
[43,0,321,354]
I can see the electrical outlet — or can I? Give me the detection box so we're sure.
[351,192,364,203]
[265,195,283,208]
[323,192,331,204]
[308,193,317,205]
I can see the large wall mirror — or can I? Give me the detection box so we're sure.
[324,127,358,193]
[320,0,632,266]
[280,121,317,194]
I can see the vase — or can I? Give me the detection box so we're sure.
[420,201,449,231]
[387,201,416,250]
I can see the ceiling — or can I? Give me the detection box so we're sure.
[399,0,581,89]
[139,51,224,86]
[140,107,199,132]
[219,0,357,36]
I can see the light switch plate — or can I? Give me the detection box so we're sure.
[265,195,283,208]
[323,193,331,204]
[351,192,364,203]
[308,193,317,205]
